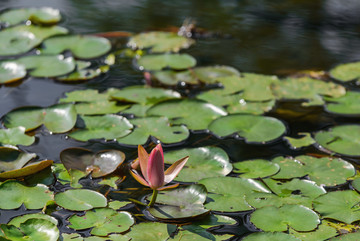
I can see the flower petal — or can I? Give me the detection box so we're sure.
[130,169,150,187]
[157,183,179,191]
[147,144,165,189]
[138,145,149,180]
[164,156,189,184]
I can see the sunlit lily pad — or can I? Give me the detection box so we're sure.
[315,125,360,156]
[208,114,286,143]
[284,132,315,149]
[69,115,133,141]
[117,116,189,145]
[314,190,360,224]
[233,160,279,178]
[242,232,301,241]
[325,91,360,115]
[290,221,338,241]
[128,31,194,53]
[329,62,360,82]
[0,25,68,56]
[0,127,35,146]
[8,213,58,226]
[330,231,360,240]
[0,7,61,26]
[163,146,232,182]
[55,189,107,211]
[172,230,233,241]
[147,99,227,130]
[60,148,125,178]
[0,218,59,241]
[108,201,132,210]
[59,89,112,103]
[352,177,360,192]
[42,35,111,59]
[153,70,198,85]
[137,53,196,71]
[250,204,320,232]
[3,104,77,133]
[125,222,177,241]
[0,61,26,84]
[0,180,53,209]
[69,208,134,236]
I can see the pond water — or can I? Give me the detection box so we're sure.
[1,0,360,240]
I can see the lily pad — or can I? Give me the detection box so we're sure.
[108,201,132,210]
[0,61,26,84]
[284,132,315,149]
[290,221,338,241]
[73,101,130,115]
[128,31,194,53]
[329,61,360,82]
[3,104,77,133]
[59,89,112,103]
[125,222,177,241]
[0,7,61,26]
[57,61,105,82]
[68,115,133,141]
[250,204,320,232]
[52,163,86,188]
[117,116,189,145]
[163,146,232,182]
[0,180,53,209]
[0,127,35,146]
[172,230,233,241]
[8,213,58,227]
[153,70,198,85]
[315,125,360,156]
[330,231,360,240]
[242,232,301,241]
[233,159,279,178]
[60,148,126,178]
[147,99,227,130]
[352,177,360,192]
[55,189,107,211]
[0,159,53,179]
[137,53,196,71]
[68,208,134,236]
[42,35,111,59]
[208,114,286,143]
[325,91,360,115]
[313,190,360,224]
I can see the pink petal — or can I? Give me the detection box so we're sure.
[157,183,179,191]
[164,156,189,184]
[147,144,165,189]
[138,145,149,181]
[130,169,150,187]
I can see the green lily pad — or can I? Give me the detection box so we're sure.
[125,222,177,241]
[284,132,315,149]
[137,53,196,71]
[69,115,133,141]
[69,208,134,236]
[60,148,126,178]
[0,159,53,179]
[147,99,227,130]
[59,89,112,103]
[329,62,360,82]
[330,231,360,240]
[250,204,320,232]
[208,114,286,143]
[8,213,58,227]
[0,61,26,84]
[0,180,53,209]
[0,127,35,146]
[163,146,232,182]
[242,232,301,241]
[233,159,279,178]
[352,177,360,192]
[272,77,346,106]
[0,218,59,241]
[108,201,132,210]
[98,176,123,189]
[172,230,233,241]
[52,163,86,188]
[63,233,129,241]
[57,61,105,82]
[315,125,360,156]
[128,31,194,53]
[325,91,360,115]
[3,104,77,133]
[153,70,198,85]
[313,190,360,224]
[117,116,189,145]
[55,189,107,211]
[0,143,36,171]
[0,7,61,26]
[0,25,68,56]
[290,221,338,241]
[271,155,355,186]
[42,35,111,59]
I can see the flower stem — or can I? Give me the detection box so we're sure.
[148,189,158,207]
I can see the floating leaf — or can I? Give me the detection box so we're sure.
[108,201,132,210]
[290,221,338,241]
[352,177,360,192]
[250,204,320,232]
[57,61,104,82]
[4,104,77,133]
[137,53,196,71]
[125,222,177,241]
[330,231,360,240]
[172,230,233,241]
[117,116,189,145]
[60,148,125,178]
[153,70,198,85]
[209,114,286,143]
[59,89,112,103]
[284,132,315,149]
[52,164,85,188]
[0,180,53,209]
[329,62,360,82]
[0,7,61,26]
[242,232,301,241]
[74,101,130,115]
[69,115,133,141]
[8,213,58,226]
[0,159,53,179]
[233,159,279,178]
[325,91,360,115]
[42,35,111,59]
[164,146,232,182]
[69,208,134,236]
[0,127,35,146]
[315,125,360,156]
[0,61,26,84]
[128,31,194,53]
[55,189,107,211]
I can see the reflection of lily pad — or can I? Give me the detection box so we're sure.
[284,132,315,149]
[242,232,300,241]
[137,53,196,71]
[125,222,177,241]
[329,62,360,82]
[164,146,232,182]
[0,61,26,84]
[55,189,107,211]
[233,159,279,178]
[315,125,360,156]
[69,208,134,236]
[209,114,286,143]
[0,127,35,146]
[0,7,61,26]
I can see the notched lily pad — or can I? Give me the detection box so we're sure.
[0,7,61,26]
[329,61,360,82]
[0,61,26,84]
[125,222,177,241]
[284,132,315,149]
[290,221,338,241]
[325,91,360,115]
[0,127,35,146]
[55,189,107,211]
[233,159,280,178]
[8,213,58,227]
[137,53,196,71]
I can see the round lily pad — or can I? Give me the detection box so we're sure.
[4,104,77,133]
[242,232,301,241]
[325,91,360,115]
[153,70,198,85]
[69,115,133,142]
[125,222,177,241]
[290,221,338,241]
[137,53,196,71]
[59,89,112,103]
[250,204,320,232]
[69,208,134,236]
[315,125,360,156]
[329,61,360,82]
[9,213,58,227]
[208,114,286,143]
[163,146,232,182]
[233,159,279,178]
[0,7,61,26]
[0,127,35,146]
[42,35,111,59]
[55,189,107,211]
[0,61,26,84]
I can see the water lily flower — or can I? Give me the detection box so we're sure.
[130,144,188,206]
